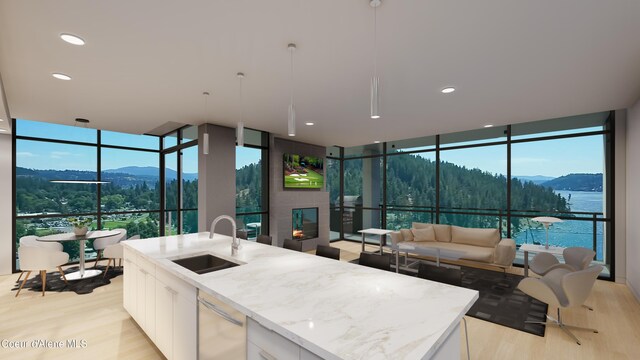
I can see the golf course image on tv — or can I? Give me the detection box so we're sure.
[283,153,324,189]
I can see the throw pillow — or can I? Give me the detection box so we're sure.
[400,229,414,242]
[411,226,436,242]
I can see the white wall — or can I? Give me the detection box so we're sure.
[627,99,640,301]
[0,134,12,275]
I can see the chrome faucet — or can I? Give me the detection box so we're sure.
[209,215,240,256]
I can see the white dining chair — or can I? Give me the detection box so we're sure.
[103,243,123,278]
[16,246,69,297]
[17,236,63,282]
[103,234,141,277]
[93,229,127,267]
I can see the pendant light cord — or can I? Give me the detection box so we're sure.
[290,47,294,107]
[373,4,377,77]
[239,76,243,123]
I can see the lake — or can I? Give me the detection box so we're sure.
[513,190,605,260]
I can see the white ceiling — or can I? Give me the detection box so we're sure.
[1,0,639,146]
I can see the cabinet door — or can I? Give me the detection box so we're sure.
[123,255,137,316]
[247,319,300,360]
[136,267,147,328]
[173,291,197,360]
[155,280,173,359]
[144,271,156,342]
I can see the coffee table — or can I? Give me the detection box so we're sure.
[520,243,565,277]
[393,243,467,274]
[37,230,122,280]
[357,228,394,255]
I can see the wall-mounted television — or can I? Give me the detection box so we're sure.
[283,153,324,189]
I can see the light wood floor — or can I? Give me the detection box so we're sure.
[1,241,638,360]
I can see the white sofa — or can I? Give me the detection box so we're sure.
[390,222,516,269]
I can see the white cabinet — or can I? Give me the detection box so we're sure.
[123,248,137,318]
[173,287,197,360]
[123,250,196,360]
[135,255,156,341]
[155,266,197,360]
[154,280,173,357]
[247,318,322,360]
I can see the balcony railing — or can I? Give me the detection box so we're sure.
[337,204,608,261]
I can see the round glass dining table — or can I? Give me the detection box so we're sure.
[37,230,122,280]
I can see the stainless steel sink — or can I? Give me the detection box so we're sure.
[172,254,240,274]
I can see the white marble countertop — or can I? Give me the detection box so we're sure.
[123,232,478,360]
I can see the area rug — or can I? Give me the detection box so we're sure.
[350,257,548,336]
[459,266,548,336]
[11,265,123,295]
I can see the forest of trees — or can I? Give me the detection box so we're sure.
[236,160,263,213]
[14,167,201,261]
[329,153,571,236]
[15,152,575,261]
[542,173,603,192]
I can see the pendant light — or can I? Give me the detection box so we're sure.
[237,72,245,147]
[202,91,210,155]
[287,43,296,136]
[370,0,381,119]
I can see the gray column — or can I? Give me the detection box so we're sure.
[197,124,236,236]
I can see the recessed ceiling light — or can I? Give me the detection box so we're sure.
[305,122,315,126]
[441,87,456,94]
[52,73,71,80]
[484,124,494,128]
[0,129,6,132]
[370,115,380,119]
[60,33,85,46]
[0,118,3,121]
[374,140,381,143]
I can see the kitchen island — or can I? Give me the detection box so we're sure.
[122,232,478,360]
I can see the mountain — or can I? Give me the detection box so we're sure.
[512,175,555,185]
[103,166,198,181]
[103,166,162,177]
[16,166,198,189]
[542,173,603,192]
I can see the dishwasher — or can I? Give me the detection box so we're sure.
[198,290,247,359]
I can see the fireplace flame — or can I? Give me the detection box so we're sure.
[292,230,304,239]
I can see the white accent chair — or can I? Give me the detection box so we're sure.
[103,243,123,278]
[529,247,596,276]
[19,235,63,251]
[517,265,602,345]
[102,234,140,277]
[17,236,64,282]
[16,246,69,297]
[93,229,127,267]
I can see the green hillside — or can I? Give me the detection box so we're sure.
[543,173,603,192]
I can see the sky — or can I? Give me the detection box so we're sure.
[433,135,604,177]
[15,119,604,178]
[15,119,261,173]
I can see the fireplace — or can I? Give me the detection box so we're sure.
[292,207,318,240]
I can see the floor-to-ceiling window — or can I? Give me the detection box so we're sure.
[160,126,198,236]
[331,111,614,279]
[439,128,508,234]
[509,114,612,274]
[386,136,437,230]
[235,128,269,240]
[13,119,162,271]
[341,144,383,243]
[326,146,341,241]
